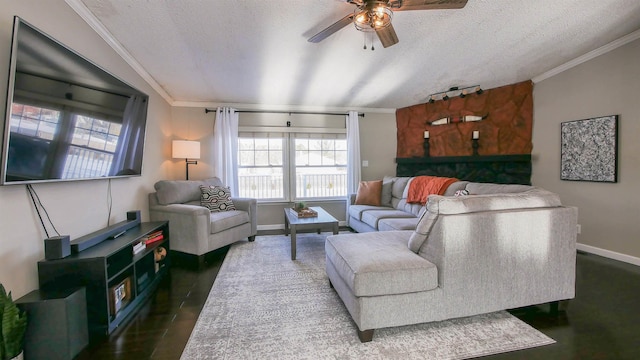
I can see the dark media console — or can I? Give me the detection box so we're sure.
[38,219,170,337]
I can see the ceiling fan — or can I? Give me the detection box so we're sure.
[308,0,468,48]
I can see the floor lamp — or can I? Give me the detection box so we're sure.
[172,140,200,180]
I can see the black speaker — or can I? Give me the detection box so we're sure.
[127,210,141,223]
[16,287,88,360]
[45,235,71,260]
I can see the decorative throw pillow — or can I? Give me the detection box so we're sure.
[454,189,470,197]
[200,185,236,212]
[354,180,383,206]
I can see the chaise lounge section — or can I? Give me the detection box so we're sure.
[328,185,578,342]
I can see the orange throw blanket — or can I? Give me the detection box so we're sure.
[407,176,458,205]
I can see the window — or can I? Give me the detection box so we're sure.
[293,134,347,199]
[238,134,285,199]
[238,132,347,201]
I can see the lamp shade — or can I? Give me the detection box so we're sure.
[172,140,200,159]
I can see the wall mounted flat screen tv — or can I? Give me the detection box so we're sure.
[1,17,149,185]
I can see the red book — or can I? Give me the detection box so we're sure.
[145,234,164,246]
[146,231,163,239]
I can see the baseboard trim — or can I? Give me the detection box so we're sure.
[577,243,640,267]
[258,221,348,232]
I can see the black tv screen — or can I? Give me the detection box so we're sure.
[1,17,148,185]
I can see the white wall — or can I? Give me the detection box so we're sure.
[533,36,640,259]
[0,0,174,297]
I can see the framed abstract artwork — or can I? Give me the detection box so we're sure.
[561,115,618,182]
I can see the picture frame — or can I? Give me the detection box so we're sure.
[560,115,618,182]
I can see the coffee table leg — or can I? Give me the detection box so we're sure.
[284,214,290,236]
[290,225,297,260]
[333,222,339,235]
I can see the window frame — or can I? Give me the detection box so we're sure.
[238,126,347,203]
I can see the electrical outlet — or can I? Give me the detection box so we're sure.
[577,224,581,234]
[362,160,369,167]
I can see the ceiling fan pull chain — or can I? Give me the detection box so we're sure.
[363,33,367,50]
[371,32,375,51]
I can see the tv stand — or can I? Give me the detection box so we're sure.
[38,221,170,337]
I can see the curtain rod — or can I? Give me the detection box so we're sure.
[204,108,364,117]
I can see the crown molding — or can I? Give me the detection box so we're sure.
[533,28,640,83]
[173,101,397,114]
[64,0,174,104]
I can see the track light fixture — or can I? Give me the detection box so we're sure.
[426,85,483,103]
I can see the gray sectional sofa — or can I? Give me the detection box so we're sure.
[347,176,536,232]
[331,178,578,342]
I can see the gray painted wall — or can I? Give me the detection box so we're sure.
[533,37,640,259]
[170,107,397,227]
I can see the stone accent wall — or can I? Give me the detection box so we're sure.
[396,80,533,157]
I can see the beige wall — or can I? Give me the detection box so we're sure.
[533,37,640,259]
[171,107,397,227]
[0,0,174,297]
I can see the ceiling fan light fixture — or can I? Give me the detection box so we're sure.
[354,2,392,32]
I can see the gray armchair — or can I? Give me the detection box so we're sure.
[148,177,257,266]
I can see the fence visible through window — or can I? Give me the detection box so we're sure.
[238,172,346,199]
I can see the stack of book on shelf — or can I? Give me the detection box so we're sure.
[144,230,164,247]
[132,241,146,255]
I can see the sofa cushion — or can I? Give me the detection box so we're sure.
[381,176,394,207]
[355,180,383,206]
[209,210,250,234]
[155,177,223,205]
[361,209,415,229]
[392,177,412,199]
[465,182,534,195]
[200,185,236,212]
[325,231,438,297]
[408,209,438,253]
[348,205,392,221]
[378,217,420,231]
[443,181,469,196]
[427,189,562,215]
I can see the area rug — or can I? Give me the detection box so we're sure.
[181,233,555,359]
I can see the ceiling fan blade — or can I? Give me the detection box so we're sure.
[376,24,399,48]
[393,0,468,11]
[308,13,355,43]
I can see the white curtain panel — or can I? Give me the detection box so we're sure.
[213,107,239,196]
[346,111,361,225]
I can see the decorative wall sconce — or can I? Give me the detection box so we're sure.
[172,140,201,180]
[427,85,483,103]
[423,130,430,157]
[472,131,480,156]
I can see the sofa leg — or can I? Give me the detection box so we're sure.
[549,301,560,316]
[357,329,374,343]
[329,280,334,289]
[248,235,256,242]
[197,255,207,271]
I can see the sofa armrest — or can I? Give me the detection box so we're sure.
[231,197,258,236]
[148,201,211,255]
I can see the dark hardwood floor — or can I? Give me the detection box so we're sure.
[76,240,640,360]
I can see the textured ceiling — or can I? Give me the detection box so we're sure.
[75,0,640,110]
